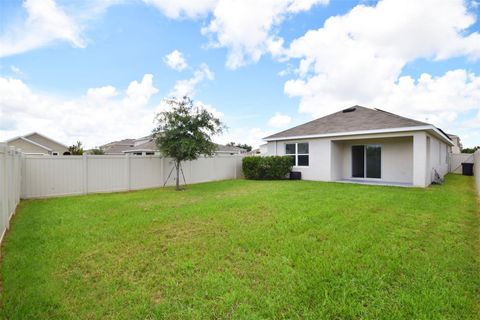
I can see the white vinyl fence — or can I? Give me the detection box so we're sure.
[0,144,22,243]
[22,154,244,199]
[449,153,474,174]
[474,150,480,195]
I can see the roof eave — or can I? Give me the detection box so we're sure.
[264,125,454,146]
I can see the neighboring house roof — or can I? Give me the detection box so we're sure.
[215,144,246,153]
[6,132,68,153]
[102,135,246,155]
[264,106,452,144]
[8,137,52,151]
[100,138,136,154]
[123,139,157,153]
[23,132,68,149]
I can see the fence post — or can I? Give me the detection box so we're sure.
[234,155,237,179]
[82,154,88,194]
[8,147,15,222]
[126,154,131,191]
[0,143,7,233]
[21,152,26,199]
[160,157,164,187]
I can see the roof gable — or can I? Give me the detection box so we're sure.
[265,106,430,140]
[24,132,68,150]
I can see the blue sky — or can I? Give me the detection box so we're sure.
[0,0,479,148]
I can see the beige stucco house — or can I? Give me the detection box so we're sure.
[6,132,68,155]
[264,106,454,187]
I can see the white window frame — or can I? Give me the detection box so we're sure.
[285,142,309,167]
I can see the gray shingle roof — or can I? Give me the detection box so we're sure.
[215,144,246,153]
[265,106,430,140]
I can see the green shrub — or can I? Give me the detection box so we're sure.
[242,156,292,180]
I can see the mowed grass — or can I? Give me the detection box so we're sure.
[1,175,479,319]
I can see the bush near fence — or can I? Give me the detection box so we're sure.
[242,156,292,180]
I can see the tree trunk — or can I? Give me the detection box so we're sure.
[175,160,180,191]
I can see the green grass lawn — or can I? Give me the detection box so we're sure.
[1,175,479,319]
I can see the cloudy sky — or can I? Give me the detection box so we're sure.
[1,0,479,148]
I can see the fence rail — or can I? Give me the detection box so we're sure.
[21,154,244,199]
[0,144,22,244]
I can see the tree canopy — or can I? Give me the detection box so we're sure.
[153,97,224,190]
[68,141,84,155]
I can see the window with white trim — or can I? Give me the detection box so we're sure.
[285,143,309,167]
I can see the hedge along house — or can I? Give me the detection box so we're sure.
[264,106,454,187]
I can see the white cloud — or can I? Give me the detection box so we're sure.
[142,0,217,19]
[215,127,274,149]
[0,0,121,57]
[0,74,231,148]
[281,0,480,146]
[164,50,188,71]
[169,63,214,98]
[124,74,159,106]
[0,75,161,148]
[268,113,292,127]
[10,66,25,77]
[86,85,118,100]
[0,0,85,57]
[1,0,327,68]
[201,0,328,69]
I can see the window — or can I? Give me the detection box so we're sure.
[351,145,381,179]
[133,152,142,156]
[285,143,309,167]
[146,152,154,155]
[52,152,59,156]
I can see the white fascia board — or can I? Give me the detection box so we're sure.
[264,125,454,145]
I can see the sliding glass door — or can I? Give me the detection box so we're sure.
[352,146,365,178]
[351,145,381,179]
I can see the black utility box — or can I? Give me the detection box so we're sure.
[290,171,301,180]
[461,163,474,176]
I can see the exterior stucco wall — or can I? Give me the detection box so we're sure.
[425,133,449,183]
[338,137,413,184]
[26,133,68,154]
[7,138,50,154]
[330,141,343,181]
[267,139,332,181]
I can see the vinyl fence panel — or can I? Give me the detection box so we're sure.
[22,155,84,198]
[449,153,474,174]
[0,144,22,244]
[130,156,164,190]
[21,154,245,199]
[87,156,129,193]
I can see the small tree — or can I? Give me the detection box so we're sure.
[90,147,105,155]
[153,97,224,190]
[68,141,84,155]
